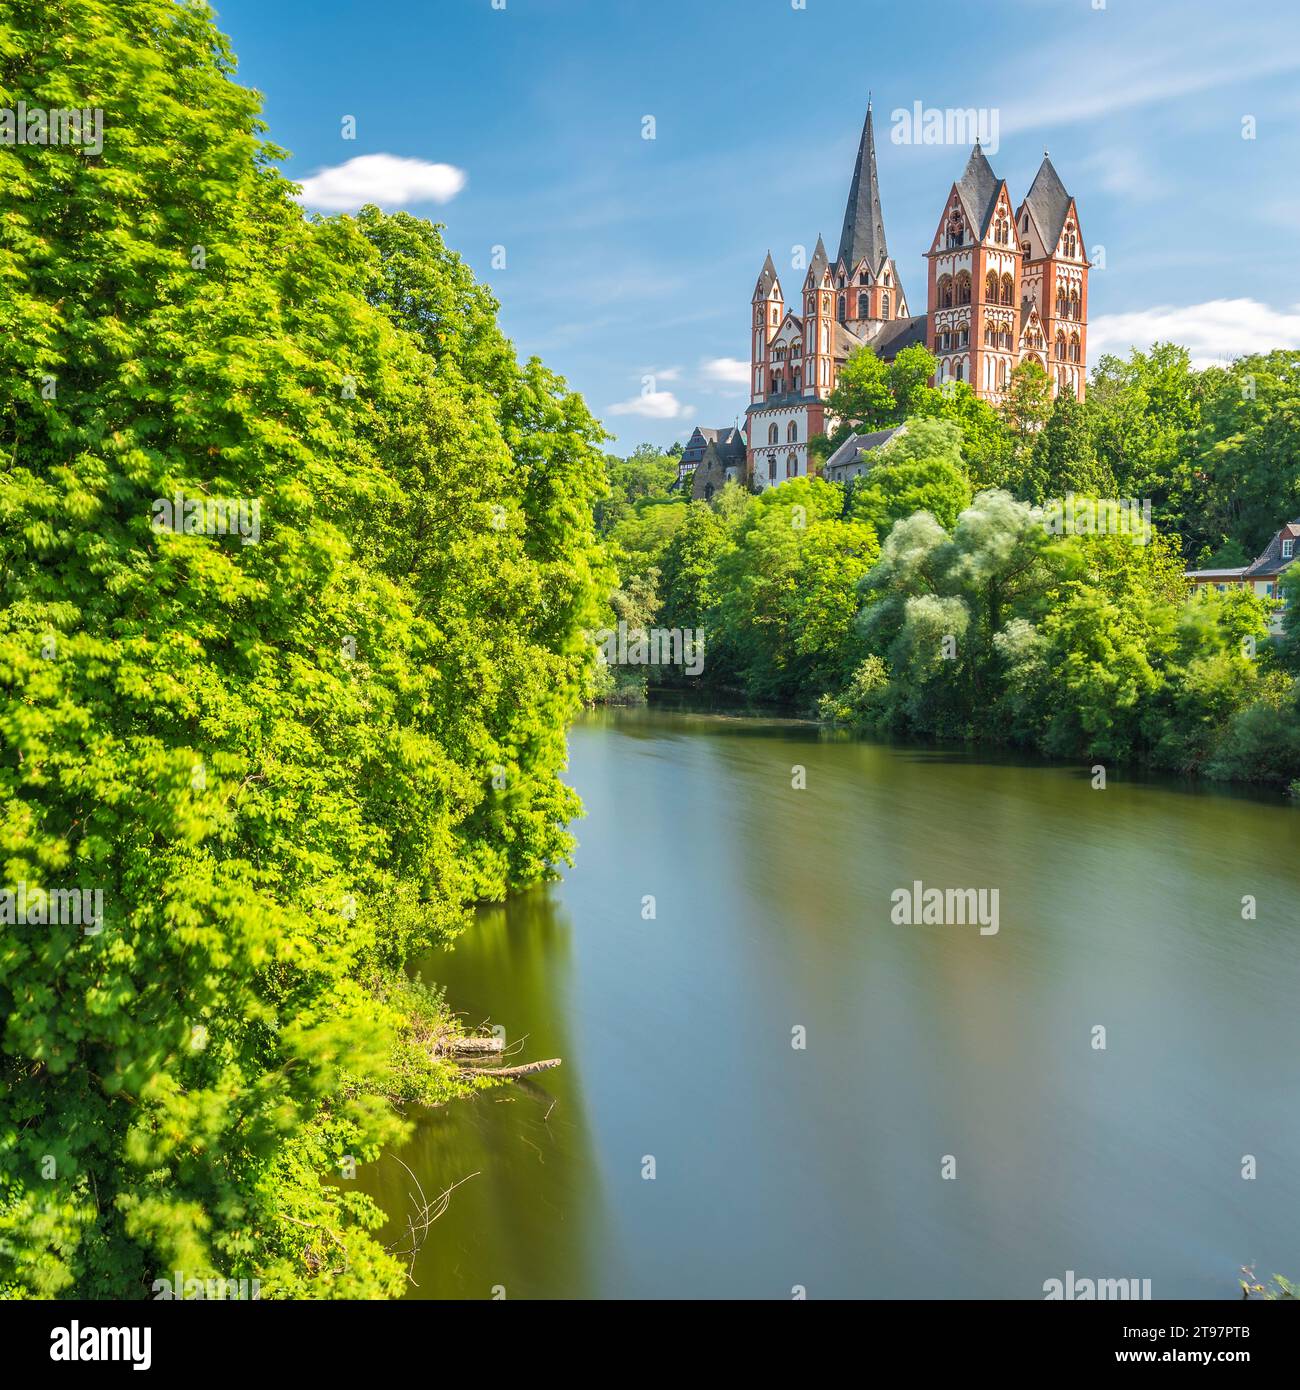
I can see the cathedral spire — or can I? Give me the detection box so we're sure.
[837,101,888,272]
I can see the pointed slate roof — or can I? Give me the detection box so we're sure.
[956,143,1002,237]
[809,234,830,281]
[755,250,780,297]
[1022,154,1072,251]
[837,103,889,272]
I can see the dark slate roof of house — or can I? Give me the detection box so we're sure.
[1242,520,1300,578]
[837,103,888,274]
[824,425,908,472]
[1022,155,1072,252]
[956,143,1002,237]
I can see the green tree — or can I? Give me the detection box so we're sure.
[595,444,680,533]
[848,419,971,534]
[0,0,605,1299]
[710,479,878,705]
[1023,390,1116,504]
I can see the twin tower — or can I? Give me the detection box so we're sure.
[746,104,1088,489]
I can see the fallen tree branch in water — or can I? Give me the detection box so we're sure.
[437,1036,505,1057]
[459,1058,561,1080]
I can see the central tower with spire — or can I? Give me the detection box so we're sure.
[745,102,927,490]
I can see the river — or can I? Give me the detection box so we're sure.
[360,705,1300,1299]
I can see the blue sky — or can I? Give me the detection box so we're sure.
[214,0,1300,454]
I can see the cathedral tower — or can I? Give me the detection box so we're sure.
[1016,153,1089,400]
[925,143,1024,401]
[834,102,907,328]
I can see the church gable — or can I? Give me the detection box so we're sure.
[1054,199,1084,261]
[981,184,1020,250]
[929,185,970,255]
[1018,304,1047,356]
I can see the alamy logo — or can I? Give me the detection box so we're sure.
[1,102,103,155]
[152,1271,261,1300]
[1043,1270,1152,1300]
[49,1322,151,1370]
[593,621,705,677]
[151,491,261,545]
[890,880,999,935]
[0,883,103,935]
[890,102,999,154]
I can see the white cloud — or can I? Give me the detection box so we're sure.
[699,356,750,386]
[1088,299,1300,368]
[296,154,467,210]
[607,388,689,420]
[648,366,682,382]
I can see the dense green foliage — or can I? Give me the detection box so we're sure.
[0,0,604,1298]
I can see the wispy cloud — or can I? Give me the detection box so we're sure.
[998,11,1300,136]
[607,387,691,420]
[700,356,750,387]
[296,154,467,210]
[1089,298,1300,368]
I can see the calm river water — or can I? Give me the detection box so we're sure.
[361,706,1300,1299]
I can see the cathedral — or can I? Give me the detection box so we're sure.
[741,103,1088,491]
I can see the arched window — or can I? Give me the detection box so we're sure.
[704,482,714,500]
[1069,288,1081,321]
[954,272,971,305]
[786,452,798,478]
[837,294,846,323]
[1070,332,1081,363]
[768,423,779,445]
[1001,274,1014,305]
[998,360,1009,389]
[857,291,870,317]
[793,370,802,391]
[1055,332,1066,360]
[772,374,783,395]
[937,275,953,309]
[985,271,998,302]
[881,292,890,318]
[768,456,776,480]
[946,212,965,248]
[955,359,965,382]
[787,421,798,443]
